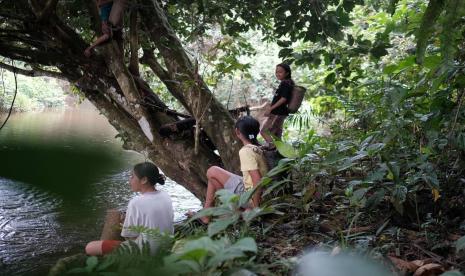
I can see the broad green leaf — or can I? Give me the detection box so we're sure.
[383,64,398,74]
[206,248,245,268]
[456,235,465,253]
[86,256,98,272]
[232,237,258,253]
[208,214,240,236]
[216,189,239,205]
[275,141,299,158]
[396,56,416,70]
[366,143,385,156]
[324,72,336,84]
[182,237,218,254]
[350,188,368,206]
[179,248,209,262]
[238,189,254,207]
[422,173,440,189]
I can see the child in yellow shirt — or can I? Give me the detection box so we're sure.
[193,116,268,224]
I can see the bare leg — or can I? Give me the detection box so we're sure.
[84,33,111,57]
[86,240,121,256]
[86,241,104,255]
[199,166,234,224]
[260,116,275,144]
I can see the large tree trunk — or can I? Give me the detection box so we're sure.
[138,0,242,173]
[0,0,242,201]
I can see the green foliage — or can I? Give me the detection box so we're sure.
[0,70,66,112]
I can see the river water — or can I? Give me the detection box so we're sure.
[0,101,201,275]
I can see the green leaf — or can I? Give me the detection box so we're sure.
[238,188,254,207]
[208,214,240,236]
[179,248,210,262]
[215,189,239,205]
[277,40,292,47]
[275,141,299,158]
[423,55,441,69]
[232,237,258,253]
[350,188,368,206]
[383,64,398,74]
[456,235,465,253]
[86,256,99,272]
[324,72,336,85]
[396,56,416,70]
[182,237,218,254]
[278,48,293,58]
[206,248,245,268]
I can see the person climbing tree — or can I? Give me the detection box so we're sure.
[260,63,295,148]
[84,0,127,57]
[188,116,269,224]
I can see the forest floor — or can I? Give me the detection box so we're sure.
[250,186,465,275]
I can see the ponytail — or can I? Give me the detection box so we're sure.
[235,116,261,146]
[133,162,165,186]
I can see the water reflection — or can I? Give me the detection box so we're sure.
[0,102,201,275]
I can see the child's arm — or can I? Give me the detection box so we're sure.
[249,169,263,207]
[269,97,287,111]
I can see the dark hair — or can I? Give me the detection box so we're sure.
[133,162,165,185]
[235,116,261,146]
[276,63,295,85]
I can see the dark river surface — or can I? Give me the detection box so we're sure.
[0,101,201,275]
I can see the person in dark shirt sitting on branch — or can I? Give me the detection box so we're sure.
[260,63,294,148]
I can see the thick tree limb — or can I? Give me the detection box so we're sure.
[0,62,67,80]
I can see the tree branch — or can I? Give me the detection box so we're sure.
[0,62,67,80]
[128,7,139,76]
[30,0,59,21]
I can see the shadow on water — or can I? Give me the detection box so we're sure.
[0,139,124,203]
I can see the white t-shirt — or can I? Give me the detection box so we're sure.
[121,190,174,254]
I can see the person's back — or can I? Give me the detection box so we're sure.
[122,190,174,254]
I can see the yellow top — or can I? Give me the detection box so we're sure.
[239,144,268,190]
